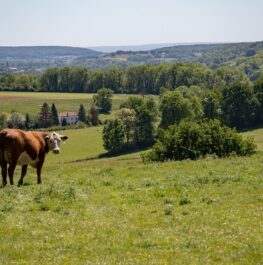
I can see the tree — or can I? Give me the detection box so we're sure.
[61,118,67,126]
[213,67,249,89]
[145,97,158,120]
[78,104,87,123]
[119,96,156,146]
[117,108,136,143]
[88,105,99,126]
[24,113,33,130]
[88,69,104,92]
[102,119,125,152]
[222,83,259,129]
[160,91,193,128]
[103,67,123,92]
[134,105,155,146]
[68,67,89,93]
[144,120,256,162]
[59,67,70,92]
[38,102,51,128]
[93,88,113,113]
[39,68,59,92]
[0,113,7,129]
[254,75,263,124]
[202,90,222,120]
[120,97,144,111]
[51,103,59,126]
[8,112,24,129]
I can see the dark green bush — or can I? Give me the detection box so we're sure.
[102,119,125,153]
[143,120,256,162]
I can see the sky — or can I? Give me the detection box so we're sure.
[0,0,263,47]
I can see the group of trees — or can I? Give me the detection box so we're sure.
[102,75,263,157]
[143,120,256,162]
[159,78,263,130]
[102,97,158,153]
[0,102,101,130]
[0,73,38,91]
[77,104,100,126]
[0,103,61,130]
[0,87,114,130]
[0,63,250,94]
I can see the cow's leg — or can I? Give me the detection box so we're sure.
[8,162,16,185]
[1,160,7,187]
[36,163,43,184]
[18,165,28,186]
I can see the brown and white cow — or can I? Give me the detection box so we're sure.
[0,128,68,186]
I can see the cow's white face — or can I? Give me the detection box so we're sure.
[45,132,68,154]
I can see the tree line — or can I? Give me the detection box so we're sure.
[0,63,250,94]
[0,102,101,131]
[102,76,263,156]
[0,88,116,130]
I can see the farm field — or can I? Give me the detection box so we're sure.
[0,92,157,122]
[0,126,262,264]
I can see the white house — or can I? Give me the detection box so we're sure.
[58,112,78,125]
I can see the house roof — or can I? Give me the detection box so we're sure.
[58,112,78,118]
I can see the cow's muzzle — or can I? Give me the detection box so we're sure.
[53,149,60,154]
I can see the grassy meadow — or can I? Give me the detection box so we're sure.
[0,91,127,113]
[0,123,262,264]
[0,91,157,122]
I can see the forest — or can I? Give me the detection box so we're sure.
[0,63,256,94]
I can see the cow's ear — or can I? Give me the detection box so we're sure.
[61,135,68,142]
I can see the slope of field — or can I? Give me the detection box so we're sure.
[0,92,151,122]
[0,127,262,264]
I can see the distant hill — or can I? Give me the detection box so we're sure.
[89,42,222,53]
[0,42,262,79]
[99,41,263,80]
[103,41,263,66]
[88,43,192,53]
[152,41,263,65]
[0,46,100,60]
[0,46,102,74]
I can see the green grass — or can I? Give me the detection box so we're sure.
[0,127,262,264]
[45,127,105,166]
[242,128,263,151]
[0,92,157,123]
[0,91,157,122]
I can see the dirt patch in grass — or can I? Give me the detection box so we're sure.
[0,95,34,101]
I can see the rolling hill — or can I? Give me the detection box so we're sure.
[0,46,101,59]
[0,41,263,77]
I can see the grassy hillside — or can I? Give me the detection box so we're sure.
[0,127,262,264]
[0,92,151,121]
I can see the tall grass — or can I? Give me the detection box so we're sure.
[0,126,262,264]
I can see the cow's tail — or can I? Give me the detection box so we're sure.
[0,130,8,186]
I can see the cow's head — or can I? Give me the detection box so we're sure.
[45,132,68,154]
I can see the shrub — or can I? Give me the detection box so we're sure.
[7,112,24,129]
[88,105,100,126]
[93,88,113,114]
[0,113,7,129]
[143,120,256,162]
[102,119,125,153]
[160,91,193,128]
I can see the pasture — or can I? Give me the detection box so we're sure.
[0,91,126,114]
[0,92,156,122]
[0,126,262,264]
